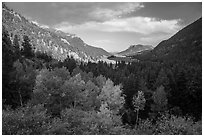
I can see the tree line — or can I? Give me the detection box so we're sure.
[2,27,202,134]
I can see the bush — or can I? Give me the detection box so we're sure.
[155,113,202,135]
[2,104,51,135]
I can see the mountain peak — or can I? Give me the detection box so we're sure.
[118,44,153,56]
[130,44,142,48]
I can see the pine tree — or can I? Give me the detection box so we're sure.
[154,68,169,90]
[150,85,168,119]
[2,26,15,107]
[21,35,34,59]
[13,34,21,59]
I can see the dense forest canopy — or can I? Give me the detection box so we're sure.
[2,22,202,134]
[2,2,202,135]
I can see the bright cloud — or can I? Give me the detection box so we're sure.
[95,39,114,44]
[89,3,144,20]
[54,16,182,35]
[54,16,183,51]
[140,34,174,46]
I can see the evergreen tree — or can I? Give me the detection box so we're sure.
[72,66,83,76]
[62,56,77,73]
[9,59,37,106]
[154,68,169,89]
[2,26,15,107]
[150,85,168,119]
[13,34,21,59]
[21,35,34,59]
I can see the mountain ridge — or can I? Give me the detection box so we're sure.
[118,44,154,56]
[134,17,202,65]
[2,3,111,62]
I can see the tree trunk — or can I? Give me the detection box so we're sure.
[60,99,62,111]
[73,96,76,108]
[18,90,23,106]
[136,109,139,126]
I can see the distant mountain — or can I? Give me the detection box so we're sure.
[135,18,202,65]
[2,3,111,62]
[118,44,154,56]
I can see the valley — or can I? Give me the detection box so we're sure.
[2,2,202,135]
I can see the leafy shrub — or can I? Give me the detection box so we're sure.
[155,113,202,135]
[2,104,50,135]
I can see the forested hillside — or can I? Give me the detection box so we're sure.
[2,3,110,62]
[2,3,202,135]
[134,18,202,65]
[2,24,202,134]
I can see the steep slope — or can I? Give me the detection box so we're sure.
[2,3,110,62]
[136,18,202,65]
[118,44,153,56]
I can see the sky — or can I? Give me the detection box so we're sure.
[6,2,202,52]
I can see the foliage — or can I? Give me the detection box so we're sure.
[2,26,15,107]
[98,79,125,113]
[2,29,37,108]
[2,104,51,135]
[155,113,202,135]
[21,35,34,59]
[2,26,202,134]
[95,75,106,89]
[132,91,146,112]
[32,68,108,116]
[13,34,21,58]
[150,85,168,119]
[2,63,202,135]
[32,67,76,115]
[132,91,146,125]
[10,59,36,106]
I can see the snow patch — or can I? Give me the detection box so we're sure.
[31,20,50,29]
[68,51,81,60]
[61,38,70,45]
[64,49,68,53]
[71,35,79,38]
[49,41,52,46]
[32,21,40,27]
[42,39,46,46]
[14,13,21,21]
[40,25,49,29]
[54,46,58,51]
[60,48,63,54]
[82,52,88,58]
